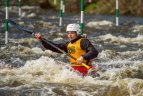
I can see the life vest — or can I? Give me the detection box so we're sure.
[67,38,91,67]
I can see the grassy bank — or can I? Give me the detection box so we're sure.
[3,0,143,17]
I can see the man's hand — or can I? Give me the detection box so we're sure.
[76,56,84,64]
[34,33,41,40]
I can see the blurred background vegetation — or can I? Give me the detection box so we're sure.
[2,0,143,16]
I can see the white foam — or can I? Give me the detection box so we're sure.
[97,34,143,44]
[86,20,113,28]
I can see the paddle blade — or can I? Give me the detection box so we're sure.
[8,19,34,35]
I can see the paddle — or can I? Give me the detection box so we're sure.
[8,20,91,69]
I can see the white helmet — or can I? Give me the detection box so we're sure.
[66,23,81,34]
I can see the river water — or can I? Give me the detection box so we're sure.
[0,6,143,96]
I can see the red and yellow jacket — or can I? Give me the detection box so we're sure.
[41,36,98,66]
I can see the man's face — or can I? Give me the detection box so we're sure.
[67,31,78,41]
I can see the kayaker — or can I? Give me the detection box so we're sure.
[34,23,98,76]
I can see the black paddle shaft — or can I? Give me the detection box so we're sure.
[8,19,90,69]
